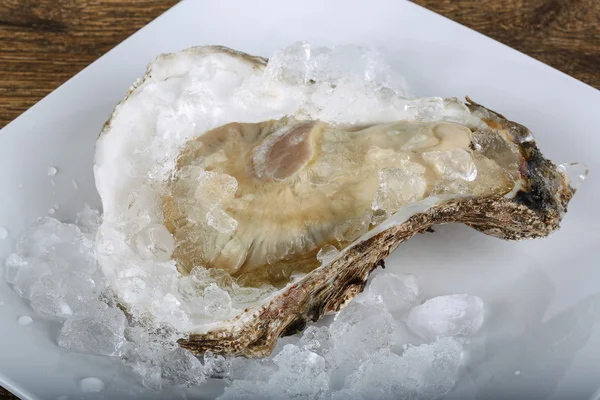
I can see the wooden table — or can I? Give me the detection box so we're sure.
[0,0,598,398]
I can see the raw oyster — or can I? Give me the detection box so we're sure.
[94,45,578,357]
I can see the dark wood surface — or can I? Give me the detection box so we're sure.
[0,0,598,398]
[1,0,599,130]
[416,0,600,90]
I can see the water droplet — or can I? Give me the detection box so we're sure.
[559,162,588,191]
[0,301,5,306]
[72,179,79,189]
[17,315,33,325]
[48,208,55,215]
[514,370,521,376]
[47,166,58,176]
[79,377,105,393]
[0,226,8,240]
[50,179,56,187]
[19,183,23,188]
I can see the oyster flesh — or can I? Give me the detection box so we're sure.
[94,45,577,357]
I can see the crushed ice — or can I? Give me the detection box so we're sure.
[3,43,488,398]
[4,209,486,397]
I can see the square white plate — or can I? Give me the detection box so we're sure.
[1,1,599,399]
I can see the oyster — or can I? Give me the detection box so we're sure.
[94,45,577,357]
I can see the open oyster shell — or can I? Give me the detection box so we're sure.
[94,45,576,357]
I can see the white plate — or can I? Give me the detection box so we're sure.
[1,1,599,399]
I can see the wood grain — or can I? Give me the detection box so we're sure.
[0,389,13,400]
[412,0,600,91]
[0,0,598,398]
[0,0,179,130]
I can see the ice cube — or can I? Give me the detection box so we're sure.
[441,97,471,124]
[406,97,444,121]
[264,41,314,84]
[317,244,339,265]
[344,351,406,399]
[230,357,278,382]
[298,325,332,355]
[160,347,205,386]
[422,148,478,182]
[30,293,73,319]
[206,209,238,234]
[75,206,102,233]
[390,320,425,353]
[123,325,185,388]
[204,351,232,379]
[218,380,266,400]
[372,166,427,215]
[150,293,183,323]
[368,273,423,314]
[346,338,463,399]
[194,170,238,208]
[333,213,371,243]
[311,77,386,123]
[17,218,76,257]
[330,300,395,356]
[62,275,105,315]
[53,237,98,275]
[58,307,127,356]
[142,366,163,391]
[12,258,51,299]
[328,299,396,382]
[407,294,485,342]
[270,344,330,399]
[265,42,398,91]
[202,283,233,318]
[399,337,463,397]
[559,162,588,191]
[4,254,26,284]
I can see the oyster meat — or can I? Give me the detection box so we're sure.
[94,45,577,357]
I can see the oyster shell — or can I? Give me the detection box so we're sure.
[94,45,576,357]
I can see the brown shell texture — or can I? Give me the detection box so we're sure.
[178,101,575,357]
